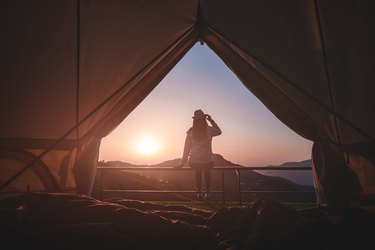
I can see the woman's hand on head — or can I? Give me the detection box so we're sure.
[206,114,213,122]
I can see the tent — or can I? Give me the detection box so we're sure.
[1,0,374,208]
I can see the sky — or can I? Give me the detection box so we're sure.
[98,43,313,167]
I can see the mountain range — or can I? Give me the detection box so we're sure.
[260,159,313,185]
[95,154,315,202]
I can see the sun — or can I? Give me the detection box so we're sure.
[135,136,160,155]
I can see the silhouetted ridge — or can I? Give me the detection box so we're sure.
[266,159,312,168]
[96,155,315,202]
[212,153,240,166]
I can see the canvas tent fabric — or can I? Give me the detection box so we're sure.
[0,0,374,207]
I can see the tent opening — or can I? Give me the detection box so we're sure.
[98,43,313,187]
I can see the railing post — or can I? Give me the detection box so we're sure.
[99,168,103,200]
[96,165,313,204]
[236,169,242,204]
[221,169,225,204]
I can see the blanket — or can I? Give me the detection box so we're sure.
[1,193,374,250]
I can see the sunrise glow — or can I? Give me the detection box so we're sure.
[135,136,160,155]
[99,44,313,166]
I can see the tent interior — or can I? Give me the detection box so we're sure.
[1,0,375,249]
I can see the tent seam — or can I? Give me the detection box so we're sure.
[313,0,342,147]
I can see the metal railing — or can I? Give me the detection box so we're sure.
[96,165,314,204]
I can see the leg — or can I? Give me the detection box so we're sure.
[195,169,202,191]
[204,169,211,200]
[195,169,203,200]
[204,169,211,191]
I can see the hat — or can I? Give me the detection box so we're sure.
[192,109,206,120]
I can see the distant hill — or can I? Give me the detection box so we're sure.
[257,159,313,185]
[99,154,240,168]
[272,159,312,168]
[95,155,315,202]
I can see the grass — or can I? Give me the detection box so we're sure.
[152,200,316,212]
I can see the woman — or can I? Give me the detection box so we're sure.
[177,109,222,200]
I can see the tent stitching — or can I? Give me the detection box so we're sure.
[313,0,342,147]
[73,0,81,179]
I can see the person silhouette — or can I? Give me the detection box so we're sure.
[176,109,222,200]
